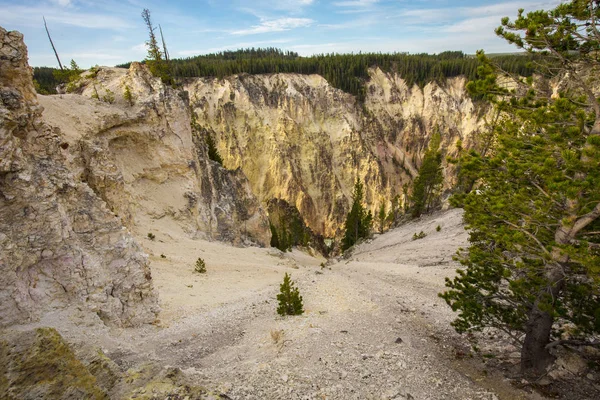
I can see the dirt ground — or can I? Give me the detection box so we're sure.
[10,209,570,399]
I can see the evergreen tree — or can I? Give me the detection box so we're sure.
[141,9,172,84]
[123,85,134,106]
[386,194,401,226]
[42,50,538,100]
[441,0,600,377]
[378,202,386,234]
[342,178,372,250]
[52,59,81,85]
[410,132,443,218]
[269,222,280,250]
[277,273,304,316]
[205,132,224,165]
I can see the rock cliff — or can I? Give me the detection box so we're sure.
[187,69,487,237]
[37,64,271,247]
[1,25,490,330]
[0,27,159,327]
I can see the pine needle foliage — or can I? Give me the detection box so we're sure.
[205,132,224,165]
[123,85,134,106]
[194,258,206,274]
[141,9,172,85]
[276,273,304,316]
[441,0,600,377]
[410,132,443,218]
[378,202,386,234]
[342,178,373,251]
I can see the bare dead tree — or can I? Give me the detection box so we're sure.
[159,24,170,63]
[43,16,63,70]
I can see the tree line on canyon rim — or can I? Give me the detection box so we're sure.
[33,48,538,101]
[34,1,599,381]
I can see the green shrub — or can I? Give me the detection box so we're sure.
[194,258,206,273]
[277,273,303,316]
[102,88,115,104]
[436,225,441,232]
[88,65,100,78]
[412,231,427,240]
[147,233,156,240]
[123,85,134,106]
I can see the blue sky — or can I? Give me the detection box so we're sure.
[0,0,560,68]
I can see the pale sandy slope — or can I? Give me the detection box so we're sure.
[16,209,545,399]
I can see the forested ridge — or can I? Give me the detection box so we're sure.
[34,48,536,99]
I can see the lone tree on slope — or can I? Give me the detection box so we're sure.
[141,9,172,84]
[441,0,600,377]
[342,178,373,251]
[410,132,443,218]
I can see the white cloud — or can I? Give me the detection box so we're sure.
[52,0,72,6]
[235,0,314,14]
[231,17,313,35]
[333,0,378,7]
[443,16,502,34]
[318,16,377,30]
[131,43,147,53]
[66,51,122,60]
[0,5,131,30]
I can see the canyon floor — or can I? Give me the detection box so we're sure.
[13,209,559,399]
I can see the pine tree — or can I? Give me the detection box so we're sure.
[205,132,223,165]
[386,195,401,226]
[342,178,372,250]
[441,0,600,377]
[410,132,443,218]
[277,273,304,316]
[269,222,280,250]
[141,9,172,84]
[378,202,386,234]
[123,85,134,106]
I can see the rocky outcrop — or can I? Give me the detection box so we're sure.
[0,328,109,399]
[0,328,212,399]
[187,70,487,237]
[0,27,159,327]
[38,63,271,247]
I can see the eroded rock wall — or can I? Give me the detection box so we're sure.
[0,27,159,327]
[38,64,271,247]
[187,69,487,237]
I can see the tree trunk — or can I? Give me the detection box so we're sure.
[521,303,555,376]
[520,263,565,376]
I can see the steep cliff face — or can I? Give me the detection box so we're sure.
[363,68,486,187]
[187,69,487,237]
[0,28,158,327]
[37,64,270,247]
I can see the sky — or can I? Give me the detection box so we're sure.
[0,0,562,68]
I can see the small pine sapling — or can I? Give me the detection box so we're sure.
[123,85,134,106]
[276,273,304,316]
[102,88,115,104]
[194,258,206,273]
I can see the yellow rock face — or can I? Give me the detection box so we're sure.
[187,68,487,237]
[38,63,272,248]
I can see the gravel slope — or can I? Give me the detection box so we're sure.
[10,209,549,399]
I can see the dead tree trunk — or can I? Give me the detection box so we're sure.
[43,17,63,70]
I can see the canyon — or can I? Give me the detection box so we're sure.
[5,26,588,399]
